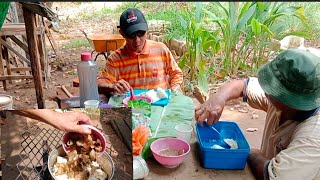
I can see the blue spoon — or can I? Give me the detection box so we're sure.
[210,126,231,149]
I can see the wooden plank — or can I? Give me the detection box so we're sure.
[43,20,59,58]
[7,35,29,70]
[0,23,41,36]
[23,7,45,109]
[0,75,33,80]
[10,67,31,72]
[8,35,28,53]
[112,119,132,152]
[0,38,30,65]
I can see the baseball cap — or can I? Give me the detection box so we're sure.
[119,8,148,37]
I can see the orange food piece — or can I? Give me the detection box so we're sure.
[132,126,150,155]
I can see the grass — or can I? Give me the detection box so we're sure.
[78,7,118,21]
[63,38,91,49]
[144,5,186,40]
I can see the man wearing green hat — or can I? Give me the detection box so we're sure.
[195,48,320,179]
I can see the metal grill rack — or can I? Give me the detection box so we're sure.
[14,124,115,180]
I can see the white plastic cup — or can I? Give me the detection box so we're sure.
[175,124,193,143]
[133,156,149,179]
[84,100,100,108]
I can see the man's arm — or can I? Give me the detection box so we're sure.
[248,148,269,180]
[195,79,246,125]
[11,110,92,134]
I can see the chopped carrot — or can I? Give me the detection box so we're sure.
[132,126,150,155]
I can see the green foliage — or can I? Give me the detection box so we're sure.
[179,2,220,96]
[63,38,91,49]
[78,7,117,21]
[204,2,309,75]
[144,6,186,40]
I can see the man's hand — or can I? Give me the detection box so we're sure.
[54,111,92,134]
[248,148,269,180]
[195,80,245,126]
[195,95,226,126]
[113,79,131,94]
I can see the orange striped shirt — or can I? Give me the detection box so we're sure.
[97,40,183,90]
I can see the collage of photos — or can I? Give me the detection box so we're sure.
[1,1,320,180]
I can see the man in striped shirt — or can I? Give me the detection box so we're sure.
[98,8,183,94]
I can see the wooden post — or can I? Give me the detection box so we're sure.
[23,7,45,109]
[0,43,7,90]
[1,37,12,84]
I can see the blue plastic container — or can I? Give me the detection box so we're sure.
[196,121,250,169]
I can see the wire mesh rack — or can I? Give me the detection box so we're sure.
[14,124,115,180]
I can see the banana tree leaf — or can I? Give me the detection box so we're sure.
[154,92,194,138]
[141,92,194,159]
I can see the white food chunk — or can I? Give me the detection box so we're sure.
[89,161,100,172]
[224,138,238,149]
[145,90,160,103]
[54,174,70,180]
[156,88,168,99]
[89,169,108,180]
[211,144,225,149]
[57,156,68,164]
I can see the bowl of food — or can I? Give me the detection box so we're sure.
[48,145,115,180]
[150,137,190,168]
[122,96,152,107]
[62,125,106,157]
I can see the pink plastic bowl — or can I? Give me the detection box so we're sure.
[122,96,152,106]
[150,137,190,168]
[62,124,106,157]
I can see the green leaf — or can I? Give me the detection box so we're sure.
[237,3,256,29]
[261,24,274,38]
[213,2,228,16]
[197,64,209,97]
[282,31,312,39]
[229,2,236,33]
[257,2,264,12]
[251,18,261,35]
[203,40,215,52]
[238,2,252,19]
[178,55,186,69]
[194,23,203,38]
[178,15,187,30]
[195,2,202,22]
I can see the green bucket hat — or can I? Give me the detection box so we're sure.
[257,48,320,111]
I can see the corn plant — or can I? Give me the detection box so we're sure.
[204,2,310,75]
[178,2,221,96]
[241,2,310,71]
